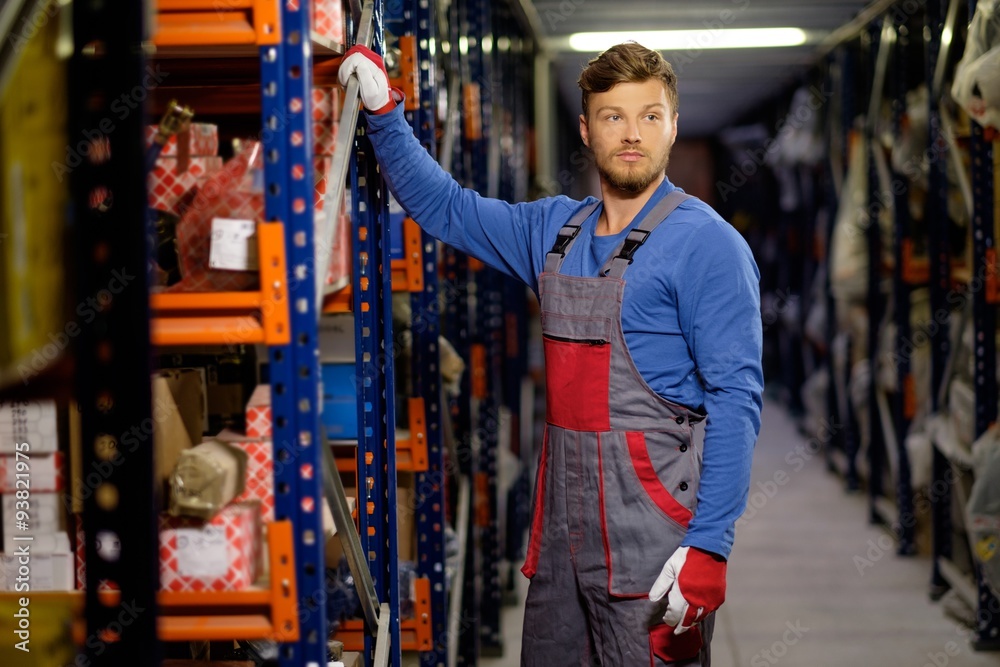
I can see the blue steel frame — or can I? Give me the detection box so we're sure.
[351,2,403,663]
[968,1,1000,648]
[264,2,330,665]
[889,11,917,556]
[465,0,503,654]
[384,0,449,663]
[925,0,953,600]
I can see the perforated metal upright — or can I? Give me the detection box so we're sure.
[968,2,1000,648]
[72,2,159,664]
[350,3,404,665]
[925,0,954,600]
[260,2,331,665]
[889,11,917,556]
[385,0,449,663]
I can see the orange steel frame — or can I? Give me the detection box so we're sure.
[150,221,290,346]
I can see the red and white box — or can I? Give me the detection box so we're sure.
[0,452,64,493]
[216,429,274,523]
[245,385,272,439]
[313,87,342,156]
[314,156,352,294]
[0,400,58,454]
[159,502,262,592]
[73,514,129,591]
[147,156,224,215]
[313,0,345,45]
[145,123,219,158]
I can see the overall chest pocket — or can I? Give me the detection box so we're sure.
[541,313,613,431]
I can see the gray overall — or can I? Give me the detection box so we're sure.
[520,191,712,666]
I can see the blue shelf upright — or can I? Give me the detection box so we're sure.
[262,1,329,665]
[385,0,449,663]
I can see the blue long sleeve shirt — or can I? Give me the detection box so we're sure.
[365,105,763,559]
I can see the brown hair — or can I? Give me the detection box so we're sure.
[578,42,679,118]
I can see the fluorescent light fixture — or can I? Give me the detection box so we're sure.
[566,28,808,52]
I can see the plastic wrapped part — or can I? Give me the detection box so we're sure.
[829,129,873,304]
[168,141,265,293]
[169,439,248,519]
[967,423,1000,598]
[952,0,1000,130]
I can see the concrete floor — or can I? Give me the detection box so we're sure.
[477,399,1000,667]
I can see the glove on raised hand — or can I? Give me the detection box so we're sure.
[648,546,727,635]
[337,45,402,114]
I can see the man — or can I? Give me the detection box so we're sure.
[339,41,763,666]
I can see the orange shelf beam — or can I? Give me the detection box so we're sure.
[151,221,290,347]
[391,218,425,293]
[337,577,432,652]
[94,520,299,642]
[153,0,280,48]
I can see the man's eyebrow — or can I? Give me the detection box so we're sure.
[594,103,667,114]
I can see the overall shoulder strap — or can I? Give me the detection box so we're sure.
[602,191,693,279]
[543,201,601,274]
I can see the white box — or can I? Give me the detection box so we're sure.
[0,400,59,454]
[0,550,74,591]
[3,530,69,555]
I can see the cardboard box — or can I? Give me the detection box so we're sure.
[216,429,273,522]
[152,375,196,489]
[0,551,73,591]
[147,155,224,215]
[323,491,357,568]
[145,123,219,158]
[396,472,416,563]
[245,385,271,439]
[0,452,63,493]
[159,502,262,592]
[157,368,207,447]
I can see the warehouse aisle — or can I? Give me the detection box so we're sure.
[481,400,1000,667]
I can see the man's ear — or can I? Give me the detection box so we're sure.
[671,112,679,144]
[579,113,590,148]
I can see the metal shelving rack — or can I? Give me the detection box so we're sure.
[72,1,160,664]
[964,0,1000,647]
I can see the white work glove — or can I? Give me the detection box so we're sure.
[648,546,727,635]
[337,44,403,115]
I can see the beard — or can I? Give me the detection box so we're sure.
[595,147,671,194]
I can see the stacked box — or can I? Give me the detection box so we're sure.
[147,156,224,216]
[245,385,271,439]
[217,429,274,523]
[0,551,73,592]
[313,0,345,45]
[0,400,58,453]
[0,452,63,493]
[2,493,65,553]
[145,123,220,158]
[159,502,262,592]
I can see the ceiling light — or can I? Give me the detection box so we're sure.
[565,28,808,52]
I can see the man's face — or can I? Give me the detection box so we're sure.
[579,79,678,194]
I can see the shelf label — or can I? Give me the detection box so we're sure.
[175,526,227,577]
[209,217,258,271]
